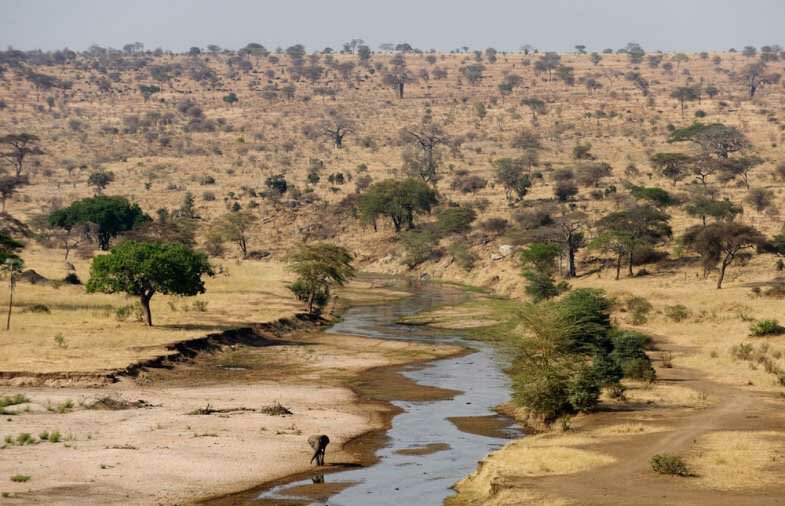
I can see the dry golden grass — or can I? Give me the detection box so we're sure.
[0,245,299,373]
[689,431,785,490]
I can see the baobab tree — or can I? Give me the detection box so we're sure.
[400,124,449,186]
[740,62,781,98]
[382,54,414,98]
[319,113,355,149]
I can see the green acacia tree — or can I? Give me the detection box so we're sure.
[287,243,355,315]
[594,206,672,279]
[519,243,569,302]
[358,178,438,232]
[86,241,213,326]
[48,195,150,250]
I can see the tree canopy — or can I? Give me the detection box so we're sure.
[86,240,213,325]
[48,195,150,250]
[287,242,355,314]
[358,178,438,232]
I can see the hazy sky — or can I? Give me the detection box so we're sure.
[1,0,783,53]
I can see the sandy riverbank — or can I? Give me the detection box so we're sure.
[0,327,463,504]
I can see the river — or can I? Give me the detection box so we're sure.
[228,278,520,505]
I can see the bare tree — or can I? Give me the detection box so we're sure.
[401,124,449,186]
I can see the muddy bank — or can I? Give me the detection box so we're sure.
[0,314,319,388]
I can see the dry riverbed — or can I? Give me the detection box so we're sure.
[0,324,462,504]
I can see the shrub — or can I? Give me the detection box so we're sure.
[731,343,754,360]
[650,454,690,476]
[436,207,476,235]
[749,319,785,337]
[63,272,81,285]
[448,240,477,271]
[512,365,572,424]
[664,304,690,322]
[10,474,31,482]
[400,231,440,269]
[522,270,568,302]
[28,304,50,314]
[566,366,601,412]
[610,330,655,381]
[626,296,653,325]
[554,181,578,201]
[480,217,509,236]
[115,303,143,322]
[622,358,656,382]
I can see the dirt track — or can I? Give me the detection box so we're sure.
[460,338,785,505]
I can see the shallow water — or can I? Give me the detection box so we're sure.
[247,278,520,505]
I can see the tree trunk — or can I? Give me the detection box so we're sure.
[628,250,634,277]
[567,245,577,278]
[6,284,13,331]
[140,294,153,326]
[397,81,404,99]
[334,132,343,148]
[615,253,622,280]
[717,256,732,289]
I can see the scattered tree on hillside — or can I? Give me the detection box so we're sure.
[0,134,43,178]
[682,223,766,288]
[319,113,355,149]
[684,197,742,226]
[209,211,258,257]
[358,178,438,232]
[400,124,449,185]
[0,176,27,212]
[494,157,532,205]
[594,206,672,279]
[87,169,115,194]
[48,196,150,250]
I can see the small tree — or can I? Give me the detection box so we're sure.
[2,256,23,331]
[400,124,449,186]
[0,134,43,178]
[87,241,213,326]
[287,243,354,314]
[494,157,532,204]
[594,206,672,279]
[682,223,766,288]
[0,176,27,212]
[650,153,691,185]
[671,86,700,116]
[519,243,568,302]
[520,97,546,125]
[210,211,258,257]
[139,84,161,102]
[87,169,115,194]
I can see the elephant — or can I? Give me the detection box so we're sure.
[308,434,330,466]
